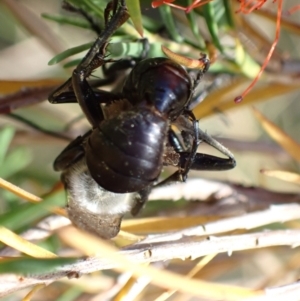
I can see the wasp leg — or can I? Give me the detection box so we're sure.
[62,1,102,35]
[155,151,235,189]
[48,78,73,104]
[179,152,236,171]
[160,125,236,187]
[178,125,236,174]
[53,131,91,171]
[180,112,201,181]
[169,111,202,181]
[50,45,149,106]
[72,1,129,127]
[197,127,236,163]
[131,186,153,216]
[49,89,123,105]
[48,1,129,127]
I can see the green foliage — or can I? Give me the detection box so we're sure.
[0,127,32,179]
[43,0,264,79]
[0,190,65,232]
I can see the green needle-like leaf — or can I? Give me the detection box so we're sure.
[0,190,65,232]
[202,3,224,52]
[127,0,143,36]
[0,127,15,167]
[48,43,93,65]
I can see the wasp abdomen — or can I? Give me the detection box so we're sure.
[86,109,168,193]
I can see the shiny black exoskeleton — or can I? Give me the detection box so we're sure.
[86,57,194,193]
[48,0,235,238]
[52,56,206,193]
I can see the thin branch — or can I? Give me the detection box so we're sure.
[134,203,300,244]
[1,205,300,296]
[149,179,300,216]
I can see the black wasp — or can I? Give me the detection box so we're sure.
[49,0,235,239]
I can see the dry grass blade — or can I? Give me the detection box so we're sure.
[194,80,300,119]
[58,226,109,256]
[193,77,247,118]
[0,177,41,203]
[0,178,65,217]
[0,216,70,257]
[261,170,300,185]
[253,107,300,162]
[154,254,217,301]
[115,230,143,242]
[22,284,46,301]
[0,226,57,258]
[0,80,63,94]
[113,264,150,301]
[121,216,218,234]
